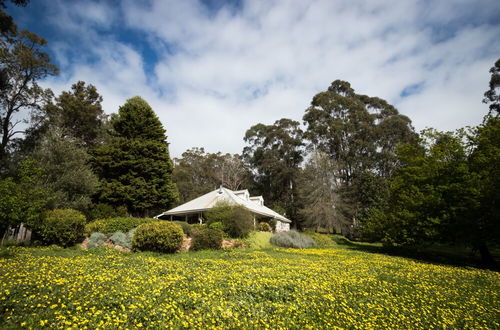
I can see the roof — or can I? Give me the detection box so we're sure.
[157,187,291,223]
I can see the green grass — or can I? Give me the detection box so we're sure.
[0,245,498,329]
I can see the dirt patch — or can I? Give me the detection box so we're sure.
[179,236,191,252]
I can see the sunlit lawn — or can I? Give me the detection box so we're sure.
[0,244,498,329]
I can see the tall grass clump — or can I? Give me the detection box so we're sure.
[270,231,316,249]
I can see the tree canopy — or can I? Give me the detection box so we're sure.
[92,96,178,217]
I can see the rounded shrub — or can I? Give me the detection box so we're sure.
[85,219,107,236]
[132,221,183,253]
[39,209,86,247]
[208,221,225,232]
[222,206,254,238]
[190,227,223,251]
[88,232,107,248]
[104,217,155,233]
[270,231,316,249]
[258,222,272,232]
[305,233,335,247]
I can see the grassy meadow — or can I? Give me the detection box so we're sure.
[0,243,499,329]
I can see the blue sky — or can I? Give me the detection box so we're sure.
[9,0,500,157]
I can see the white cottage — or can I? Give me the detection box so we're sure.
[156,187,291,232]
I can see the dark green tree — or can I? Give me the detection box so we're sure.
[467,115,499,265]
[303,80,416,227]
[243,118,304,224]
[44,81,107,147]
[92,96,178,217]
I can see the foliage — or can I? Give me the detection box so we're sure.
[204,201,234,225]
[190,227,223,251]
[362,130,478,247]
[0,159,51,233]
[297,150,346,233]
[31,128,98,213]
[87,203,128,221]
[43,81,107,147]
[109,231,131,249]
[173,147,250,203]
[0,246,498,328]
[92,96,178,217]
[303,80,417,228]
[0,27,58,168]
[304,232,335,247]
[38,209,86,247]
[483,58,500,115]
[132,221,183,253]
[87,232,107,248]
[85,217,155,235]
[172,221,191,235]
[84,219,106,237]
[270,231,316,249]
[257,222,272,232]
[243,118,304,225]
[244,231,272,249]
[208,221,225,232]
[223,206,254,238]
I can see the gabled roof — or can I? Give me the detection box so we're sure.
[157,187,291,223]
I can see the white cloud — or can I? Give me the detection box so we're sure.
[37,0,500,157]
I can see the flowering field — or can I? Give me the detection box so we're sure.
[0,246,498,329]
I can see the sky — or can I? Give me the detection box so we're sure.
[9,0,500,158]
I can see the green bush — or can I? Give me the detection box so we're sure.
[190,227,223,251]
[39,209,86,247]
[132,221,183,253]
[205,203,254,238]
[244,231,272,249]
[258,222,272,232]
[223,207,254,238]
[109,231,131,249]
[85,217,155,235]
[270,231,316,249]
[304,233,335,247]
[88,232,107,248]
[173,221,191,235]
[84,219,107,236]
[208,221,225,232]
[204,201,234,225]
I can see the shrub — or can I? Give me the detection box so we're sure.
[132,221,183,253]
[84,219,107,236]
[206,203,254,238]
[258,222,272,232]
[88,232,107,248]
[244,231,272,249]
[204,201,234,225]
[104,217,155,233]
[39,209,86,247]
[190,227,223,251]
[270,231,316,249]
[222,206,254,238]
[173,221,191,235]
[85,217,155,235]
[305,233,335,247]
[208,221,225,232]
[109,231,131,249]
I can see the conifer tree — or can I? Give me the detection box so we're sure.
[93,96,178,216]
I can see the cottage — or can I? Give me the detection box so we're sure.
[156,187,291,232]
